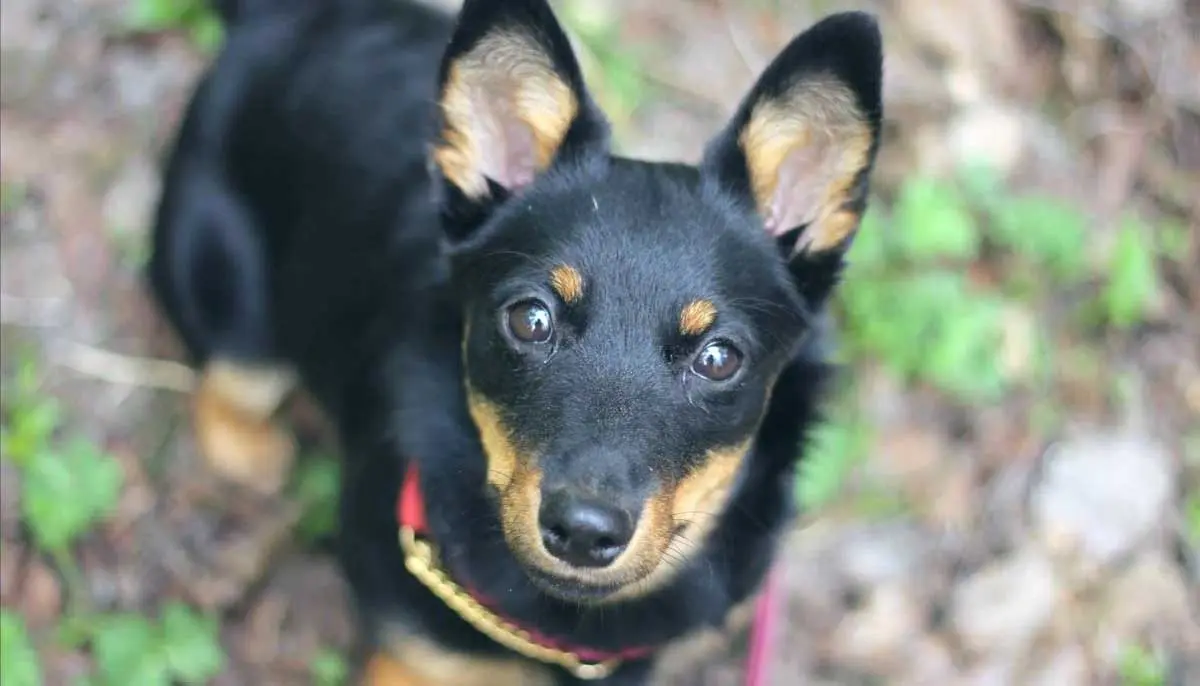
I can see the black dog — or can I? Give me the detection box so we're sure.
[145,0,883,683]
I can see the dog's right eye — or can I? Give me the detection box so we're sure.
[506,300,554,344]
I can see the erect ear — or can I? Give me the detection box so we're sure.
[433,0,610,235]
[701,12,884,307]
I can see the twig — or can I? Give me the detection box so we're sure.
[51,340,196,393]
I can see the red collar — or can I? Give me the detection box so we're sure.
[395,461,780,682]
[396,462,654,664]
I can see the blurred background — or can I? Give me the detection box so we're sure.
[1,0,1197,684]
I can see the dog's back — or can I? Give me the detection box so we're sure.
[146,0,454,491]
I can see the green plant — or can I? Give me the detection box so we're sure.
[838,199,1012,401]
[959,164,1089,284]
[1102,216,1159,330]
[311,648,350,686]
[796,410,870,511]
[1,356,62,468]
[1184,492,1200,548]
[0,180,28,215]
[127,0,224,52]
[92,603,224,686]
[557,0,649,135]
[0,612,42,686]
[292,454,342,544]
[1117,643,1167,686]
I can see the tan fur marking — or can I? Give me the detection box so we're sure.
[610,440,754,601]
[192,360,297,495]
[549,264,584,304]
[671,440,753,526]
[466,391,520,491]
[366,637,552,686]
[434,33,578,199]
[679,299,718,336]
[739,77,872,253]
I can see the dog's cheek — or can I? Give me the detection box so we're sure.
[670,440,753,537]
[499,454,545,559]
[465,389,522,491]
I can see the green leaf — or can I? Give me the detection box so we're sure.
[22,437,123,553]
[311,649,349,686]
[93,614,169,686]
[160,603,223,684]
[1104,217,1159,330]
[293,455,341,543]
[797,417,869,510]
[1184,493,1200,548]
[1117,644,1167,686]
[1,396,61,468]
[893,177,980,262]
[190,14,225,53]
[126,0,191,30]
[0,611,43,686]
[989,196,1088,282]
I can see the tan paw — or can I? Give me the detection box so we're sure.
[192,363,297,495]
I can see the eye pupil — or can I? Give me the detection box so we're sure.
[507,300,554,344]
[693,341,742,381]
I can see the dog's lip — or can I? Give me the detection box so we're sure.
[522,566,627,601]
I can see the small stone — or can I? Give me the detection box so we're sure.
[828,583,924,672]
[947,104,1026,176]
[896,637,958,686]
[835,522,936,588]
[18,559,63,629]
[1027,645,1091,686]
[1092,551,1197,659]
[951,547,1060,657]
[1030,434,1174,570]
[102,158,159,238]
[959,659,1016,686]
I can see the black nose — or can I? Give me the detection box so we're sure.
[538,493,633,568]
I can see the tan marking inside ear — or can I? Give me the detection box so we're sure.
[549,264,584,304]
[192,360,297,495]
[434,33,579,199]
[679,299,718,336]
[739,77,873,253]
[368,635,553,686]
[465,390,520,491]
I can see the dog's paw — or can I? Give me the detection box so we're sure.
[193,393,296,496]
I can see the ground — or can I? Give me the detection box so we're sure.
[1,0,1197,684]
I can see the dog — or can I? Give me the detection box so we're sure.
[145,0,884,683]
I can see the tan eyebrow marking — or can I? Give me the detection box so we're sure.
[679,299,717,336]
[549,264,584,304]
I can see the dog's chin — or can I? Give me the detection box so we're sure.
[521,566,631,605]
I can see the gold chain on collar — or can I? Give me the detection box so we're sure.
[398,526,621,680]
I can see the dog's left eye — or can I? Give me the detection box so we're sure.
[692,341,742,381]
[506,299,554,344]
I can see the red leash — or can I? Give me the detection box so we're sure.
[396,461,778,683]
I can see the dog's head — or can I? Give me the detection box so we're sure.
[433,0,882,603]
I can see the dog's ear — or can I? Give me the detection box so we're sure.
[701,12,883,308]
[433,0,610,236]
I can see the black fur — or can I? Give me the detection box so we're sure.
[145,0,883,683]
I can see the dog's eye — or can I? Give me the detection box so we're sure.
[692,341,742,381]
[506,300,554,344]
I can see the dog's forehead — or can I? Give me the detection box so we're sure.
[508,163,778,303]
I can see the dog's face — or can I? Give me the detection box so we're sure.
[433,0,882,603]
